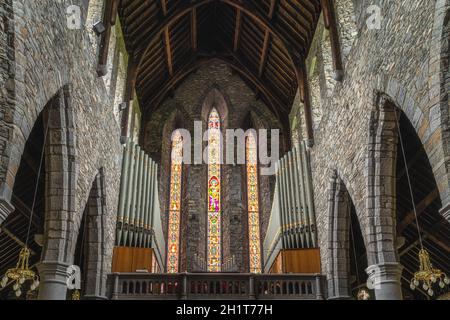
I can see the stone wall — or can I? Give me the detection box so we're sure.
[143,60,281,272]
[0,0,123,276]
[302,0,450,276]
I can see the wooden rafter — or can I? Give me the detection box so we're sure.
[320,0,344,80]
[97,0,118,77]
[118,0,324,131]
[397,188,439,234]
[294,58,314,146]
[161,0,173,76]
[259,0,277,77]
[191,8,198,52]
[233,9,242,52]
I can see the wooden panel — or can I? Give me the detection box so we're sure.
[269,252,283,274]
[112,247,156,273]
[269,248,321,274]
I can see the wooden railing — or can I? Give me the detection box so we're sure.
[107,273,325,300]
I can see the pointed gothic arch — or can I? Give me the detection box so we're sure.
[74,169,108,299]
[327,171,368,300]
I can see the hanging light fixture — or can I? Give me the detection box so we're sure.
[409,249,449,296]
[393,109,449,297]
[1,113,51,298]
[1,247,40,297]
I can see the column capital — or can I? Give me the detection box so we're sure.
[37,261,71,300]
[366,262,403,300]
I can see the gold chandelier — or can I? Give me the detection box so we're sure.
[409,249,449,297]
[1,247,40,297]
[357,287,370,300]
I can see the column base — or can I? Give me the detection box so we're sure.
[37,261,71,300]
[366,262,403,300]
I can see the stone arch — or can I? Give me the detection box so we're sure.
[372,73,450,221]
[366,94,400,267]
[74,169,108,299]
[200,86,230,129]
[36,86,77,300]
[0,0,71,224]
[429,1,450,220]
[365,93,415,300]
[327,171,366,299]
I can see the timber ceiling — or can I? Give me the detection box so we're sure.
[118,0,322,121]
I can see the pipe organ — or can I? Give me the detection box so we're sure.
[263,141,319,274]
[114,140,166,272]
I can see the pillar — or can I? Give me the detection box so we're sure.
[366,262,403,300]
[37,261,70,300]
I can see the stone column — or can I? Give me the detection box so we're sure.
[366,262,403,300]
[37,261,70,300]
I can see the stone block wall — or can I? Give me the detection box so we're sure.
[143,60,282,272]
[302,0,450,275]
[0,0,123,273]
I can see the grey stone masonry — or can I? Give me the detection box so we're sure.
[0,0,123,283]
[304,0,450,281]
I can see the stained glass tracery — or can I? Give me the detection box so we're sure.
[246,133,262,273]
[207,108,221,272]
[167,131,183,273]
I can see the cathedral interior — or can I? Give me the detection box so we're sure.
[0,0,449,301]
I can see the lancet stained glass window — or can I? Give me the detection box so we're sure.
[207,108,221,272]
[246,133,262,273]
[167,131,183,273]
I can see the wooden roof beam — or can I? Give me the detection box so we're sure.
[120,60,139,142]
[97,0,118,77]
[259,0,277,77]
[233,9,242,52]
[191,8,198,52]
[161,0,173,76]
[321,0,344,81]
[163,29,174,76]
[294,58,314,147]
[397,188,440,234]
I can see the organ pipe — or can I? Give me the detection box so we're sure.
[263,142,318,264]
[115,141,165,262]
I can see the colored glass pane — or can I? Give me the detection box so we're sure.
[166,131,183,273]
[207,109,221,272]
[246,134,261,273]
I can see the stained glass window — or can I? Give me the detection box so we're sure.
[207,108,221,272]
[246,133,262,273]
[166,131,183,273]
